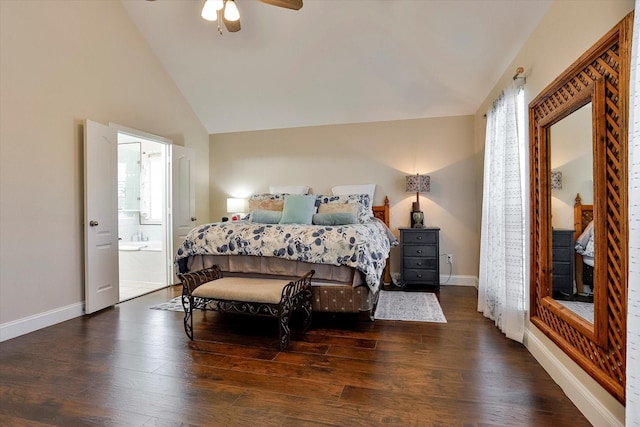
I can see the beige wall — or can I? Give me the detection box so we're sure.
[210,116,479,280]
[0,1,210,325]
[474,0,634,423]
[550,105,593,230]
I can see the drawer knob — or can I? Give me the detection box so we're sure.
[417,274,423,278]
[417,236,423,240]
[416,250,423,254]
[417,262,423,266]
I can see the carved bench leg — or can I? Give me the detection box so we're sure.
[182,292,194,340]
[278,297,294,350]
[301,287,313,331]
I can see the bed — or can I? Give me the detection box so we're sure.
[175,193,396,319]
[573,193,594,295]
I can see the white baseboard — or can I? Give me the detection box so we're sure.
[525,330,625,427]
[389,272,478,288]
[0,302,84,342]
[440,274,478,287]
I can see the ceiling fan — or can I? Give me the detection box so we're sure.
[147,0,303,34]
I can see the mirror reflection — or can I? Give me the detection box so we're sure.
[139,146,165,224]
[117,140,166,225]
[549,102,594,324]
[118,142,141,212]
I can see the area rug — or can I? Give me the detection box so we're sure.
[154,292,448,323]
[374,290,447,323]
[557,300,594,324]
[150,296,184,312]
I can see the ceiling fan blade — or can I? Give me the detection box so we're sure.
[223,16,241,32]
[258,0,303,10]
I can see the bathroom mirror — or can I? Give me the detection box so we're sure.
[117,142,141,212]
[117,140,165,225]
[529,13,630,403]
[139,146,165,225]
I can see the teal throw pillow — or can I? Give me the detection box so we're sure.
[279,195,317,224]
[312,212,357,226]
[250,209,282,224]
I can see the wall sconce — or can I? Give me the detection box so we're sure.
[405,174,430,228]
[551,171,563,190]
[226,197,246,221]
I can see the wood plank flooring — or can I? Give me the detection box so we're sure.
[0,285,590,426]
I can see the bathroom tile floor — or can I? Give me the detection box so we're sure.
[119,281,167,302]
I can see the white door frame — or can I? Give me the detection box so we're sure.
[111,123,173,289]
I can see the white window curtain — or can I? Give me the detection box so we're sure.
[626,1,640,423]
[478,86,526,343]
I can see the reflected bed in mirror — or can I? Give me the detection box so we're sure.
[554,194,595,324]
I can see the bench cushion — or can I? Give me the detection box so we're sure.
[191,277,292,304]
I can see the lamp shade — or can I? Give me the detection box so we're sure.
[201,0,223,21]
[226,198,246,213]
[405,174,430,193]
[551,171,562,190]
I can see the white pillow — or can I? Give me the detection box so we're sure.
[332,184,376,202]
[269,185,309,195]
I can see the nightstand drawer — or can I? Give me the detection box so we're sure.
[552,275,572,294]
[402,231,437,245]
[552,232,574,247]
[402,245,437,258]
[552,247,573,261]
[404,257,437,270]
[552,262,572,276]
[402,269,438,283]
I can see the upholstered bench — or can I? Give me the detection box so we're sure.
[178,265,314,350]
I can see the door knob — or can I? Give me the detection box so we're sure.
[191,217,197,221]
[89,220,99,227]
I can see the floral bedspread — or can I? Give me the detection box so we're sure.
[175,220,397,291]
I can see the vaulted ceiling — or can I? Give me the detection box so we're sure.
[122,0,553,134]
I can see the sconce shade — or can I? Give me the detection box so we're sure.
[551,171,562,190]
[226,198,246,213]
[405,174,430,193]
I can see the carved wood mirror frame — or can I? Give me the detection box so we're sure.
[529,13,631,403]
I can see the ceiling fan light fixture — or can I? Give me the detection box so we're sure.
[201,0,223,21]
[224,0,240,22]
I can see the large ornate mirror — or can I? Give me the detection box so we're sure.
[529,13,631,403]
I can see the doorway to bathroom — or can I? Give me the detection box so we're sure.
[117,130,170,301]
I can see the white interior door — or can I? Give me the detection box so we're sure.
[84,119,119,313]
[171,144,196,281]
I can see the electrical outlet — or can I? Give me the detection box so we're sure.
[446,254,453,264]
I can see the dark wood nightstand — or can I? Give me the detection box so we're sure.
[399,227,440,289]
[552,228,575,299]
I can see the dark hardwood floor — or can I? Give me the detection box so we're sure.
[0,285,590,426]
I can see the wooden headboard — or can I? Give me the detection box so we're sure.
[372,196,391,283]
[372,195,390,226]
[574,193,593,238]
[574,193,593,294]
